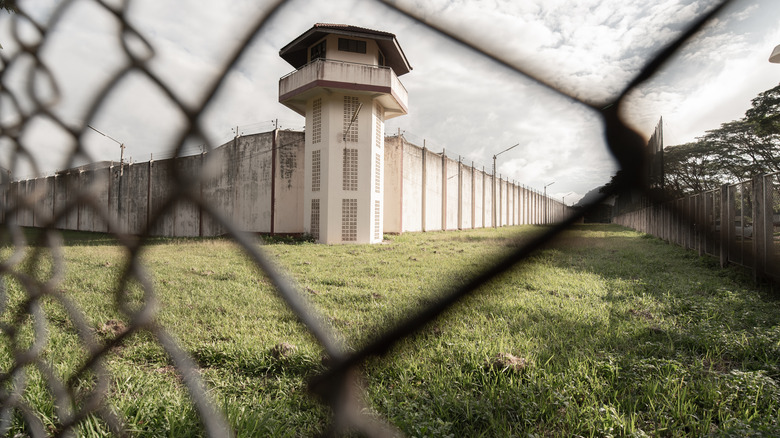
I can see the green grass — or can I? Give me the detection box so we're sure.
[0,224,779,437]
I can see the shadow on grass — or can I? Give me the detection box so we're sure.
[2,227,321,249]
[536,225,780,374]
[0,227,240,248]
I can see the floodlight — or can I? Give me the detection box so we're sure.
[770,44,780,63]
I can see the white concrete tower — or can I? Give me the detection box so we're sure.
[279,24,411,244]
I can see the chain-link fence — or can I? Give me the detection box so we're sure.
[614,172,780,282]
[0,0,749,436]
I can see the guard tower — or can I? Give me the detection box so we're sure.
[279,24,411,244]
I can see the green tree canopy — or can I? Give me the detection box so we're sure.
[0,0,17,49]
[0,1,17,13]
[746,82,780,137]
[663,82,780,195]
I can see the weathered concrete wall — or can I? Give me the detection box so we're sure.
[6,130,571,239]
[484,174,494,228]
[473,168,484,229]
[423,148,442,232]
[385,135,571,234]
[3,131,302,237]
[383,135,404,233]
[274,130,304,234]
[34,177,53,227]
[49,177,62,229]
[148,160,172,236]
[233,134,271,233]
[518,186,526,225]
[459,163,472,229]
[107,166,120,232]
[401,140,422,232]
[78,169,109,233]
[501,179,509,226]
[18,180,34,227]
[174,156,203,237]
[60,172,80,230]
[147,157,203,237]
[201,131,302,236]
[201,145,232,236]
[120,163,149,235]
[445,156,459,230]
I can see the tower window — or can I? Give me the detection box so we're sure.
[374,200,381,241]
[311,199,320,240]
[343,148,358,191]
[338,38,366,54]
[374,103,383,149]
[312,98,322,144]
[342,199,357,242]
[374,153,381,194]
[310,39,326,62]
[312,150,321,192]
[343,96,360,142]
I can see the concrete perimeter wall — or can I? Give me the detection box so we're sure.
[4,130,571,238]
[5,130,304,237]
[383,135,571,234]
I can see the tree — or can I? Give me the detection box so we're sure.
[663,82,780,195]
[662,141,722,197]
[745,82,780,138]
[702,119,780,179]
[0,1,17,49]
[0,1,18,13]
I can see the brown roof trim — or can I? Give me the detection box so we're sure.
[312,23,396,37]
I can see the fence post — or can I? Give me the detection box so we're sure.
[720,184,729,268]
[481,168,485,228]
[764,175,774,279]
[512,182,516,225]
[471,162,475,229]
[398,135,405,233]
[492,171,497,228]
[696,194,703,256]
[457,157,463,230]
[421,146,426,232]
[199,152,204,237]
[270,130,276,235]
[689,195,695,250]
[441,149,446,231]
[147,159,152,233]
[498,176,502,227]
[753,175,765,282]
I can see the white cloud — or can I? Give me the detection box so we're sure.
[2,0,779,197]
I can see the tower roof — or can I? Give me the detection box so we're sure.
[279,23,412,76]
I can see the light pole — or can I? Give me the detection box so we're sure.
[88,125,125,228]
[543,181,555,224]
[562,191,575,206]
[562,191,575,220]
[88,125,125,173]
[492,143,519,228]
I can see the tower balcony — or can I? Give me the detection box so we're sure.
[279,58,409,119]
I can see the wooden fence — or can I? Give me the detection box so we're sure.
[613,173,780,282]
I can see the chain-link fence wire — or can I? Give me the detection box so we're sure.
[0,0,736,436]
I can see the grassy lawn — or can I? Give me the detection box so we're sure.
[1,224,779,437]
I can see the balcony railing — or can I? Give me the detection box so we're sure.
[279,58,408,108]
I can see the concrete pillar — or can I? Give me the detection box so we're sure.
[441,149,446,231]
[421,146,426,232]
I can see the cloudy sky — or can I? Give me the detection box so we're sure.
[1,0,779,204]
